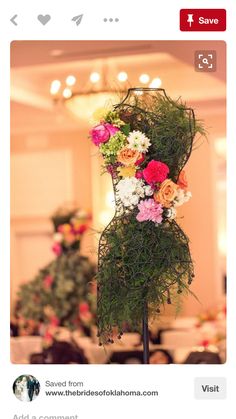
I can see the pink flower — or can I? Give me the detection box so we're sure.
[135,170,143,179]
[107,163,120,178]
[73,224,87,234]
[44,330,53,345]
[79,302,89,314]
[50,316,60,327]
[105,123,120,136]
[79,302,92,323]
[43,275,54,289]
[90,123,119,146]
[135,154,145,166]
[52,242,62,256]
[136,198,163,223]
[143,160,169,185]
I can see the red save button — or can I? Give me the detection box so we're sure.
[180,9,226,31]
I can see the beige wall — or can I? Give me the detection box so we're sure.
[180,111,226,315]
[11,129,94,306]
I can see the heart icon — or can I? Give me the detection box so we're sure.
[37,14,51,25]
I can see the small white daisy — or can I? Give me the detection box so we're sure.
[165,207,177,220]
[144,185,154,197]
[127,130,151,153]
[174,189,192,207]
[116,177,155,208]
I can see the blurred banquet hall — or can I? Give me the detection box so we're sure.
[10,40,226,364]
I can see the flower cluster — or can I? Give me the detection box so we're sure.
[52,210,90,256]
[90,108,192,224]
[116,177,153,208]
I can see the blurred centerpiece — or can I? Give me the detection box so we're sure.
[15,205,96,346]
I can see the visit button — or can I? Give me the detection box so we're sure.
[180,9,226,31]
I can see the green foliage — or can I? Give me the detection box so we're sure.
[120,123,131,136]
[17,251,96,331]
[104,110,125,127]
[118,92,205,180]
[97,89,202,344]
[98,213,194,342]
[99,131,127,165]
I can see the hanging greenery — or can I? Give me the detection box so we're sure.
[89,88,205,345]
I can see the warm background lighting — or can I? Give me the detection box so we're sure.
[90,72,100,83]
[62,88,72,99]
[149,77,162,88]
[117,71,128,82]
[66,75,76,86]
[139,73,150,84]
[50,80,61,95]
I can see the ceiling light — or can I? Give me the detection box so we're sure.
[139,74,150,84]
[117,71,128,82]
[50,80,61,95]
[149,77,162,88]
[62,88,72,99]
[90,72,100,83]
[66,75,76,86]
[64,91,118,120]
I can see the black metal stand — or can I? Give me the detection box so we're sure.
[142,303,150,364]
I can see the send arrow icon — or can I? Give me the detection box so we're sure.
[72,14,83,26]
[10,14,18,26]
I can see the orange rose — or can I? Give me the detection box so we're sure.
[154,179,178,208]
[64,232,76,244]
[177,170,188,189]
[117,147,142,167]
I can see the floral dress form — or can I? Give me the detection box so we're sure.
[96,88,195,345]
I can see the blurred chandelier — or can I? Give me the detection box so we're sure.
[50,64,162,121]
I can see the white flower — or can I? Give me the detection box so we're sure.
[127,130,151,153]
[136,185,145,197]
[130,195,139,206]
[53,232,63,243]
[116,177,152,208]
[174,189,192,207]
[144,185,154,196]
[165,207,177,220]
[75,209,88,218]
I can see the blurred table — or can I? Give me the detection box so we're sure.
[73,334,192,364]
[11,336,43,363]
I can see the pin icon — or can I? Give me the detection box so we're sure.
[187,14,194,27]
[72,14,83,26]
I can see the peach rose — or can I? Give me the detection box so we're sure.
[177,170,188,189]
[154,179,179,208]
[117,147,142,167]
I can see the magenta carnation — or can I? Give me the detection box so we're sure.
[136,198,163,223]
[50,316,60,327]
[143,160,169,185]
[135,170,143,179]
[90,123,119,146]
[52,242,62,256]
[43,275,54,289]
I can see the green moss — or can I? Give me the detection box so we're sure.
[97,90,203,344]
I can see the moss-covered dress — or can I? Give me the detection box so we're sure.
[97,88,195,344]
